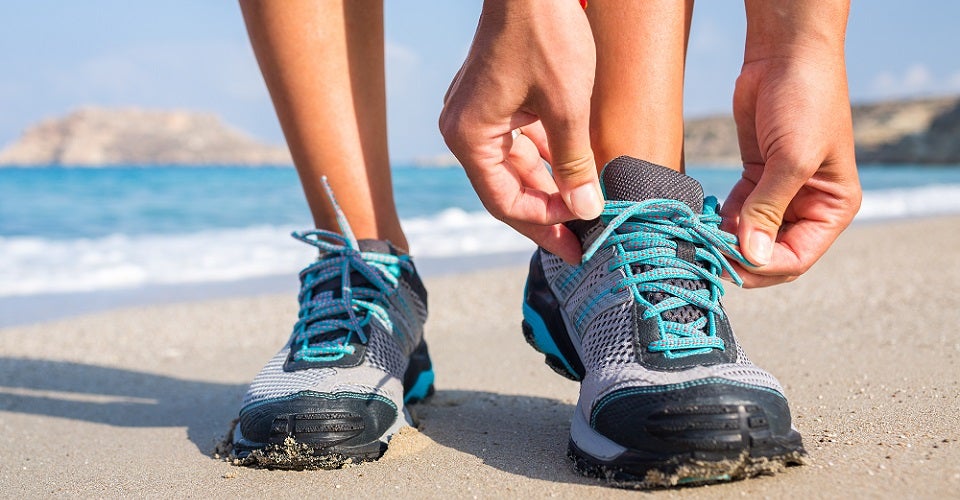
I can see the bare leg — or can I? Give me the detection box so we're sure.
[240,0,408,250]
[587,0,694,172]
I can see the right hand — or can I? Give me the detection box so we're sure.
[722,53,861,288]
[720,0,861,288]
[439,0,603,264]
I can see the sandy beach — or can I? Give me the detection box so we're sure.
[1,216,958,498]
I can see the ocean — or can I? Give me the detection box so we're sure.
[1,163,959,304]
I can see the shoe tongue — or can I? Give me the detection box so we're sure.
[310,239,399,298]
[601,156,704,212]
[357,239,394,254]
[598,157,711,328]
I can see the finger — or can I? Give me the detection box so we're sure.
[751,215,840,277]
[732,209,842,283]
[462,134,576,227]
[509,132,559,194]
[728,260,799,288]
[718,176,754,235]
[718,174,799,285]
[737,160,811,267]
[516,122,552,165]
[539,111,603,221]
[508,219,583,265]
[470,165,575,226]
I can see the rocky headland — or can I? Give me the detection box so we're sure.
[0,107,291,166]
[684,94,960,165]
[2,96,960,167]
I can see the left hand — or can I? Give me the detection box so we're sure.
[439,0,602,265]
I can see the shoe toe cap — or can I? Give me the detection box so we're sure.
[591,379,799,456]
[238,391,399,449]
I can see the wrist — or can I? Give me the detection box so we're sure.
[481,0,586,20]
[743,0,849,62]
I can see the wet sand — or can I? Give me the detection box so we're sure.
[1,216,958,498]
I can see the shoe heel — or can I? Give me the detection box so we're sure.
[522,250,585,381]
[403,340,435,404]
[521,305,582,381]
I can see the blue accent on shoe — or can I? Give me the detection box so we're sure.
[522,300,578,378]
[679,474,731,485]
[403,368,435,403]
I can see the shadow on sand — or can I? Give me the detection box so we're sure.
[0,358,591,485]
[415,389,592,486]
[0,357,245,454]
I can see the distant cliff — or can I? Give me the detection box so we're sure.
[3,97,960,167]
[684,95,960,165]
[0,107,292,166]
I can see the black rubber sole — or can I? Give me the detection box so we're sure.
[569,438,806,489]
[567,432,807,489]
[232,434,385,470]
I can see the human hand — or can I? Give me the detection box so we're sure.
[439,0,603,264]
[722,53,862,288]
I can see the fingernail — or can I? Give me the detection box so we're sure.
[569,183,603,220]
[749,229,773,266]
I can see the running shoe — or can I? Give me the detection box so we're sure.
[521,156,806,488]
[232,179,434,469]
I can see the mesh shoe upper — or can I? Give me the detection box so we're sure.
[531,157,788,421]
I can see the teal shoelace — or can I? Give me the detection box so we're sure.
[582,197,751,359]
[290,178,409,363]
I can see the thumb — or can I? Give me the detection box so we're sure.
[542,115,603,220]
[737,165,804,267]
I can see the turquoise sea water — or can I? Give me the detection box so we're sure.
[1,163,959,298]
[0,165,480,239]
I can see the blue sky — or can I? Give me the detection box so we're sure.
[1,1,958,162]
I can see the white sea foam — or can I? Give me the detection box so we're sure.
[855,184,960,221]
[404,208,533,257]
[0,186,957,297]
[0,209,531,297]
[0,226,313,297]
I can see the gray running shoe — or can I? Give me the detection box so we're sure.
[521,156,805,488]
[232,180,434,469]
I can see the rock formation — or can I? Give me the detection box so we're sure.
[683,95,960,165]
[0,107,291,166]
[3,96,960,167]
[853,96,960,163]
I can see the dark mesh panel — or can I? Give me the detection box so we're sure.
[638,265,707,324]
